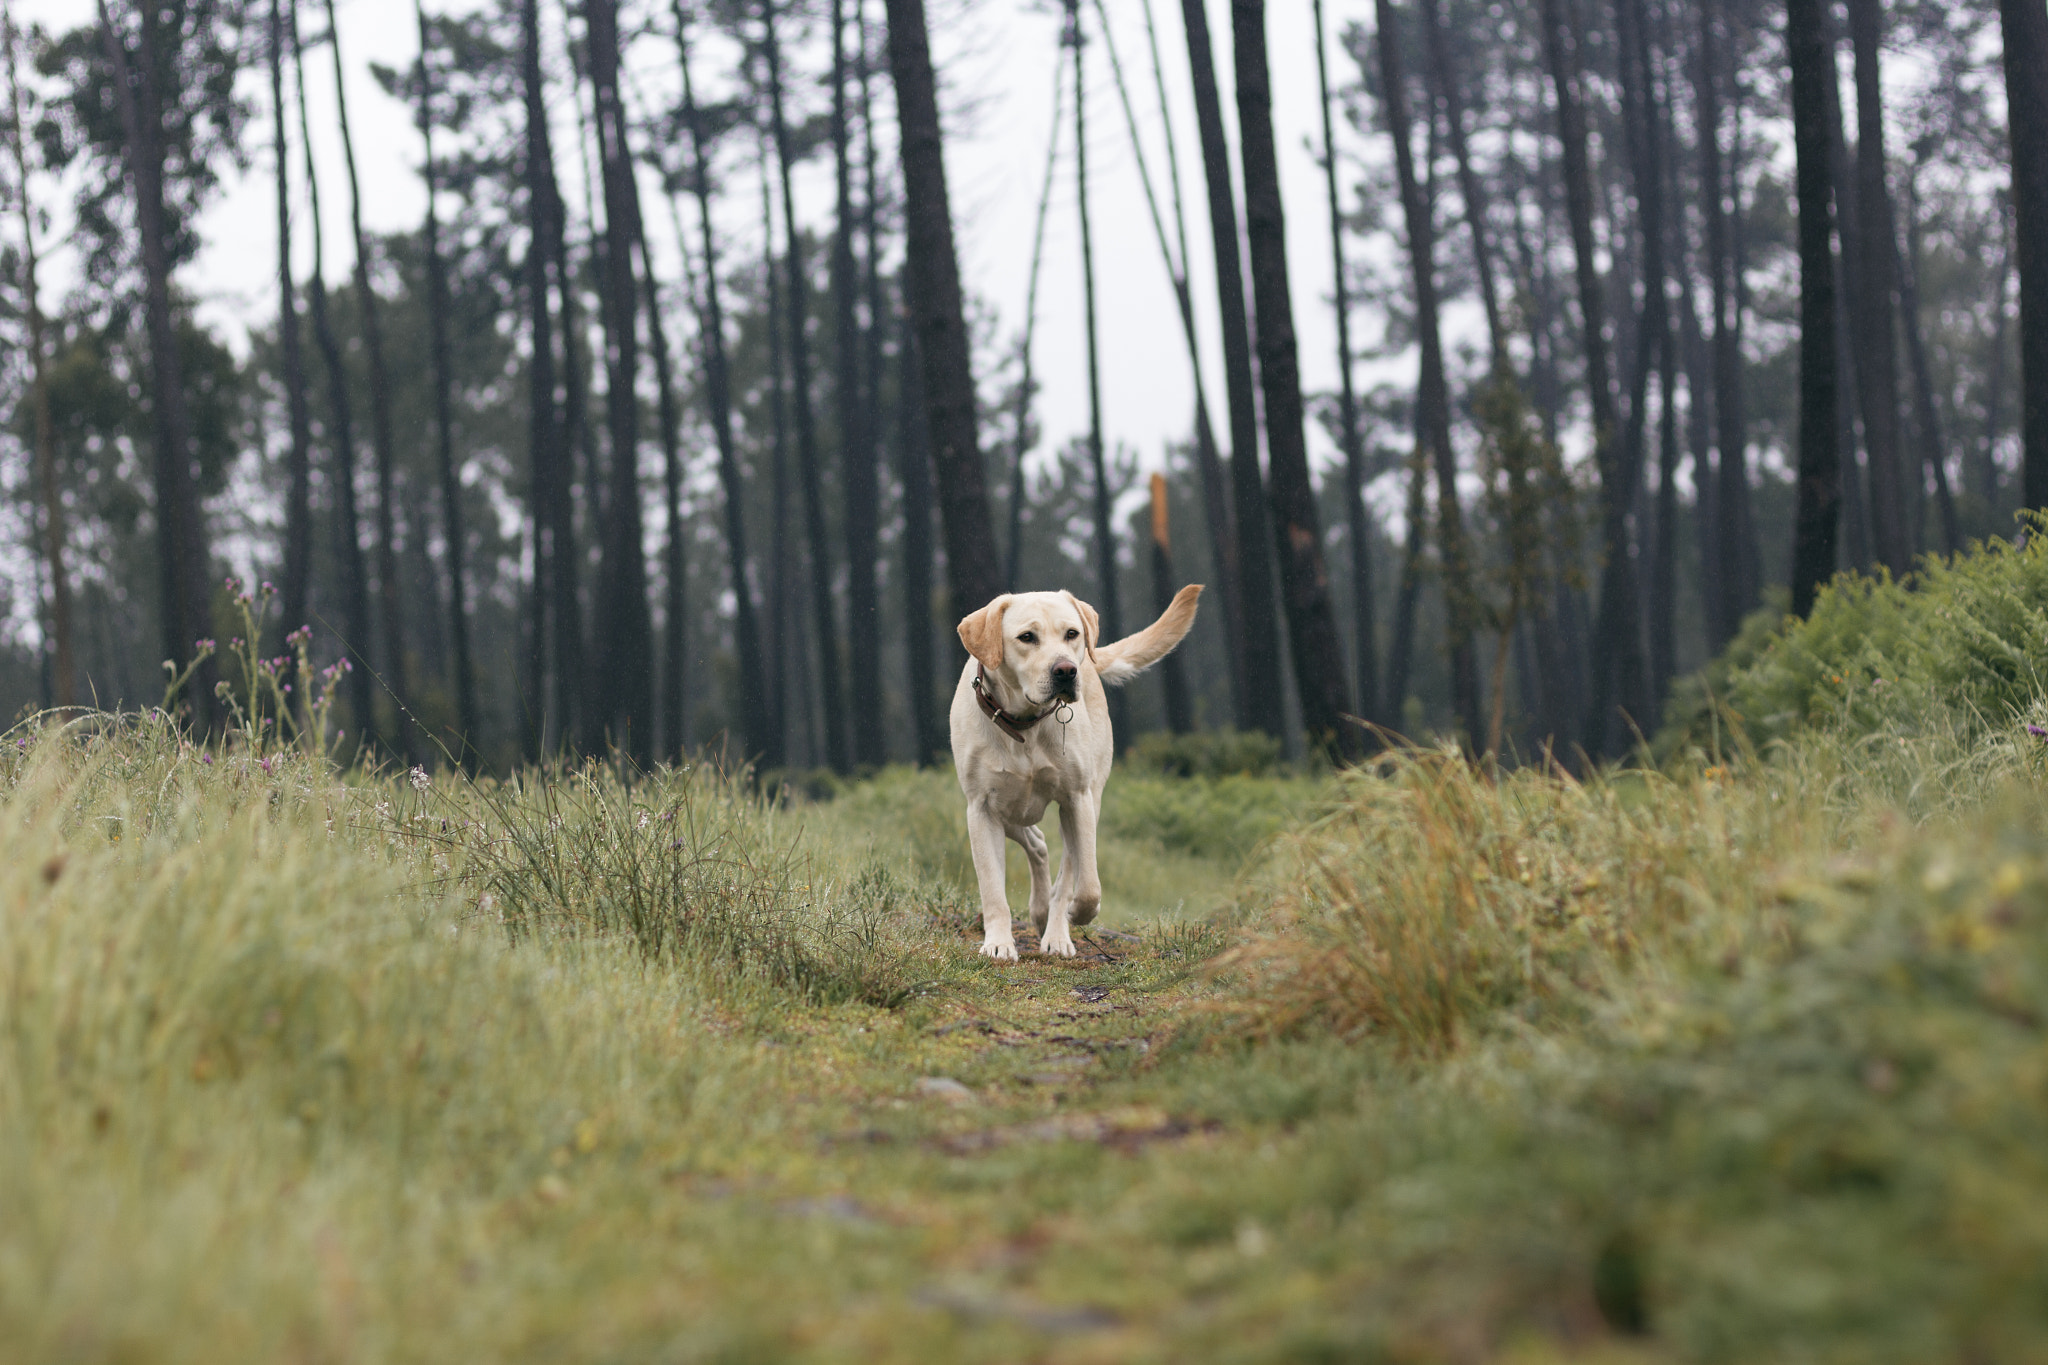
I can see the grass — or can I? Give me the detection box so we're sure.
[4,697,2048,1361]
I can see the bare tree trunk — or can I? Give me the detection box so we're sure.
[857,0,902,757]
[413,2,479,765]
[1385,440,1428,725]
[1376,0,1479,749]
[1900,165,1958,554]
[1788,0,1842,616]
[2001,0,2048,511]
[1845,0,1910,573]
[1589,0,1663,750]
[761,0,848,773]
[321,0,413,761]
[1178,0,1283,738]
[1067,0,1131,746]
[1149,475,1194,732]
[1980,206,2013,518]
[898,310,944,764]
[97,0,219,732]
[520,0,563,756]
[292,8,374,751]
[829,0,881,767]
[675,1,775,769]
[1137,0,1243,718]
[258,0,313,661]
[882,0,1004,620]
[761,147,795,764]
[637,237,686,761]
[1695,0,1754,645]
[1651,307,1679,700]
[1234,0,1359,759]
[1008,56,1062,592]
[6,16,76,709]
[1318,0,1378,724]
[583,0,655,764]
[1538,0,1633,758]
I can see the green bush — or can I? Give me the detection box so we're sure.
[1661,517,2048,755]
[1125,726,1286,778]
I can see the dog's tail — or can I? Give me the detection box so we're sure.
[1095,584,1203,686]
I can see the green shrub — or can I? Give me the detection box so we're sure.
[1661,517,2048,755]
[1126,726,1286,778]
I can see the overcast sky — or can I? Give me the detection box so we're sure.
[15,0,1394,510]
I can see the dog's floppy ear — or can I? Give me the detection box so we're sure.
[1061,591,1101,667]
[956,594,1013,671]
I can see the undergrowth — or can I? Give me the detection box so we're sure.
[1661,511,2048,753]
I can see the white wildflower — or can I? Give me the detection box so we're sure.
[410,766,431,792]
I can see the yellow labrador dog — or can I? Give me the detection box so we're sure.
[950,585,1203,960]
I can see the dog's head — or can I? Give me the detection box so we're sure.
[957,591,1099,704]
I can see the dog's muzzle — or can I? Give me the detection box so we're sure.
[1050,658,1079,698]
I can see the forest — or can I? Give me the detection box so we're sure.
[11,1,2048,1356]
[3,0,2039,773]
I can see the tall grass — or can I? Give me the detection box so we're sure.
[1231,722,2048,1054]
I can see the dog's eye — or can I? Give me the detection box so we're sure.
[1065,629,1080,641]
[1017,632,1036,645]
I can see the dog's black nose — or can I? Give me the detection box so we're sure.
[1052,660,1078,687]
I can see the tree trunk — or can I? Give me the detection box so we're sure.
[292,7,375,751]
[1376,0,1479,749]
[519,0,563,756]
[761,148,795,763]
[2001,0,2048,511]
[762,0,849,773]
[829,0,881,767]
[1788,0,1842,616]
[1981,207,2013,517]
[413,2,479,765]
[1150,475,1194,732]
[1134,0,1244,720]
[636,234,687,761]
[1009,57,1062,592]
[882,0,1004,621]
[259,0,312,663]
[1900,166,1959,554]
[1318,0,1378,724]
[1234,0,1359,759]
[1587,0,1662,751]
[7,16,77,709]
[675,1,775,769]
[1538,0,1633,758]
[97,0,219,732]
[583,0,655,765]
[1178,0,1283,738]
[858,0,900,756]
[898,309,944,764]
[1650,307,1679,701]
[322,0,413,761]
[1844,0,1910,573]
[1384,439,1428,726]
[1067,0,1131,746]
[1694,0,1754,646]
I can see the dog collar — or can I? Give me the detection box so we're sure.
[974,666,1047,743]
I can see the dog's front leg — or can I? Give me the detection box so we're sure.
[1044,793,1103,957]
[1008,822,1053,934]
[967,803,1018,961]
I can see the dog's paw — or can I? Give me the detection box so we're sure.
[977,938,1019,962]
[1039,929,1077,958]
